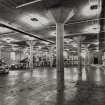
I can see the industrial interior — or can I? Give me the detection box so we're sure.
[0,0,105,105]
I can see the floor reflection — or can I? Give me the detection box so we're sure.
[66,81,105,105]
[0,65,105,105]
[56,88,65,105]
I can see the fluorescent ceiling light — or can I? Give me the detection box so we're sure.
[81,1,102,17]
[50,31,56,36]
[19,14,50,29]
[50,31,66,36]
[71,42,78,47]
[23,35,35,40]
[83,24,100,33]
[41,41,49,45]
[0,27,12,33]
[93,41,99,45]
[2,38,18,43]
[10,44,19,47]
[16,0,42,8]
[64,39,73,43]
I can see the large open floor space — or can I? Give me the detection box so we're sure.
[0,66,105,105]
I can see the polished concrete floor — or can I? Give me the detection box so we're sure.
[0,65,105,105]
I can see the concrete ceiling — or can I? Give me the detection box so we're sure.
[0,0,104,53]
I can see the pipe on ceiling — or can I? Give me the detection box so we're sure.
[0,23,54,44]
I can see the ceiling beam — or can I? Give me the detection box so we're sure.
[46,18,105,29]
[64,31,105,38]
[0,32,17,36]
[0,22,54,44]
[65,18,105,26]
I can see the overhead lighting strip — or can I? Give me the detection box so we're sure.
[16,0,42,8]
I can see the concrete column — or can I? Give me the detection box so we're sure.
[27,40,36,70]
[98,51,103,64]
[47,7,75,92]
[49,47,54,67]
[56,23,64,90]
[19,48,22,62]
[78,42,82,67]
[99,0,105,63]
[73,37,82,67]
[78,41,82,81]
[83,45,89,65]
[103,52,105,65]
[0,47,2,59]
[73,36,85,82]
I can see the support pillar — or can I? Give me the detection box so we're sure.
[0,47,2,59]
[56,23,64,91]
[78,41,82,81]
[49,47,54,67]
[47,7,75,93]
[27,40,36,70]
[99,0,105,65]
[78,42,82,67]
[99,0,105,50]
[84,46,89,65]
[73,36,85,82]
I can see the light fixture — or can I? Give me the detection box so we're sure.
[41,41,49,45]
[83,24,100,33]
[90,4,98,9]
[30,18,38,21]
[81,0,102,17]
[63,51,68,58]
[16,0,42,8]
[19,13,50,29]
[64,39,73,44]
[0,27,12,33]
[71,42,78,47]
[50,31,66,36]
[93,41,99,45]
[2,38,17,43]
[81,52,87,58]
[23,35,35,40]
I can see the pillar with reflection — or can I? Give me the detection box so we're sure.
[49,47,54,67]
[99,0,105,64]
[27,40,36,70]
[73,36,85,81]
[48,7,75,93]
[0,47,2,59]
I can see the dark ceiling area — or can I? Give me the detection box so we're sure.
[0,0,105,53]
